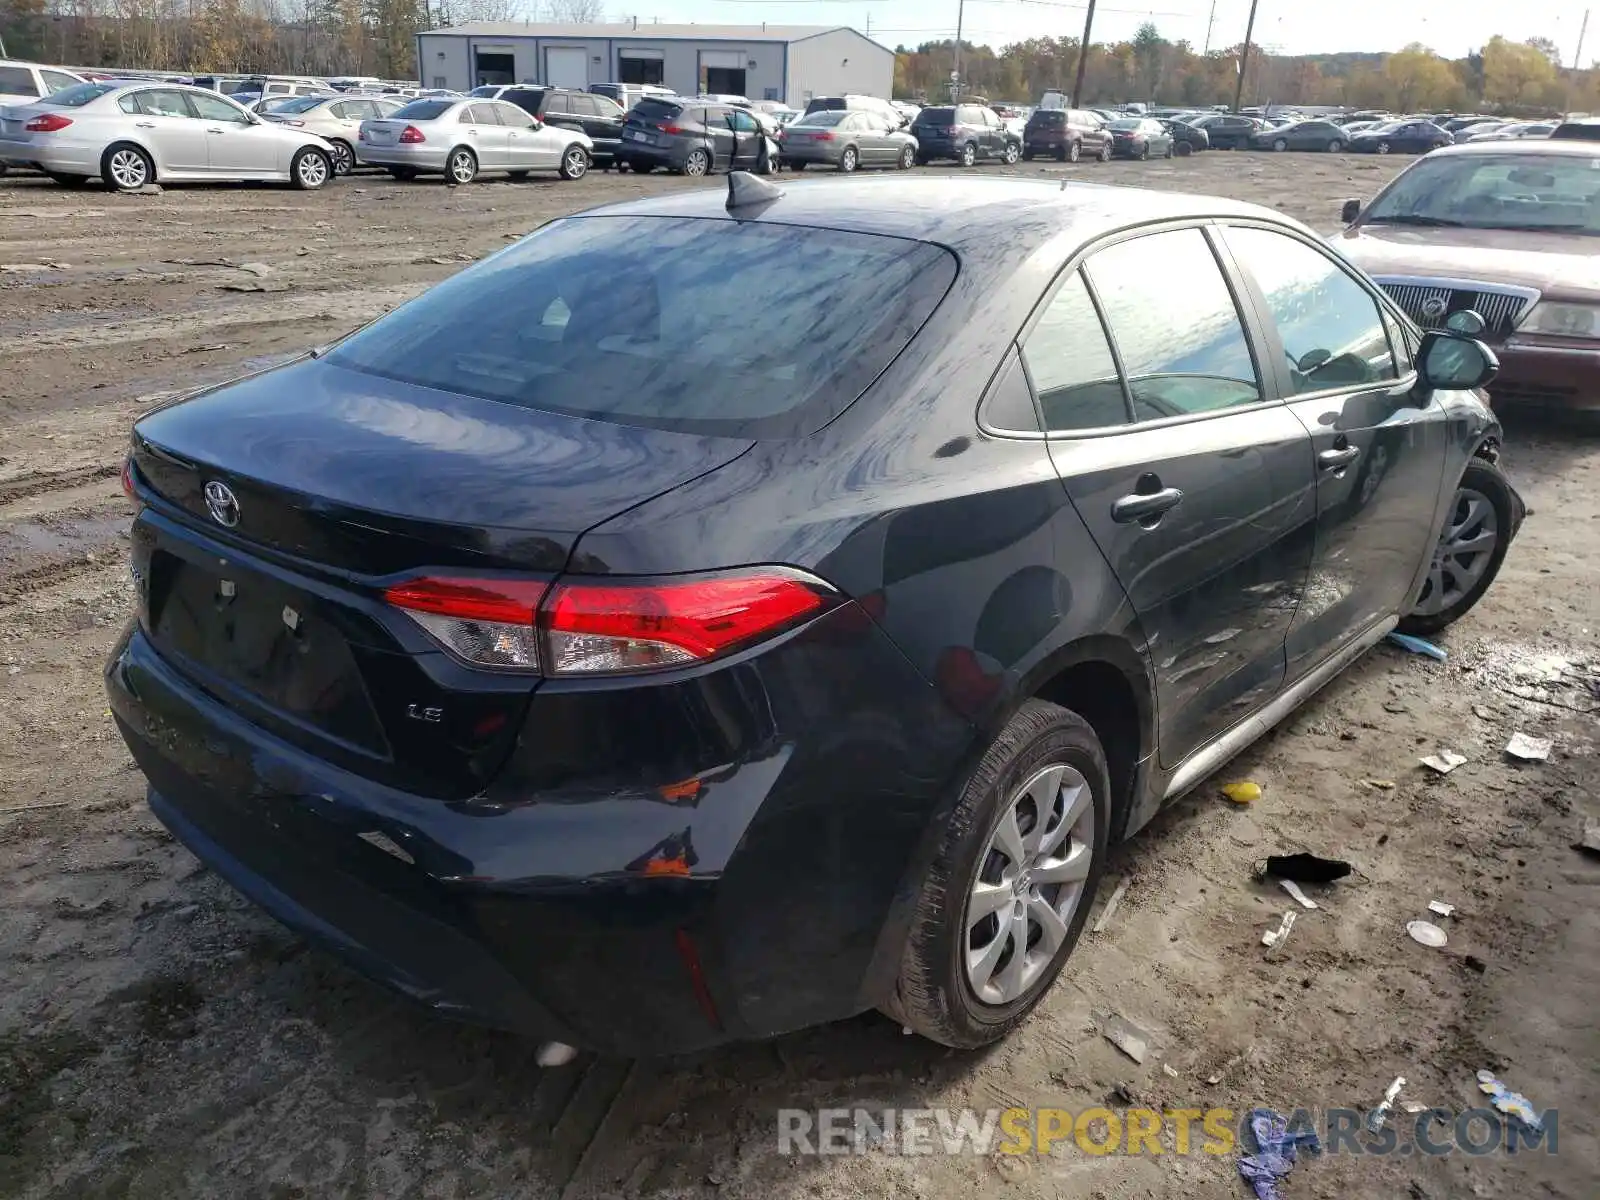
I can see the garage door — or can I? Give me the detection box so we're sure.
[545,46,588,88]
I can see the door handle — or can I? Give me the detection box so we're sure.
[206,127,224,134]
[135,121,156,128]
[1111,487,1184,523]
[1317,445,1360,471]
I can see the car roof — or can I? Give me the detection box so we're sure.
[1420,139,1600,160]
[576,176,1296,270]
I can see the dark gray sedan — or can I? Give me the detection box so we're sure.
[1250,119,1351,152]
[779,109,917,172]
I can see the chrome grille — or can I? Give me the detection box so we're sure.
[1375,277,1539,339]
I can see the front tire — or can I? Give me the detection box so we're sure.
[1399,459,1517,635]
[1328,139,1345,153]
[959,141,977,167]
[1098,141,1112,162]
[446,147,478,185]
[898,145,915,170]
[889,699,1109,1048]
[558,144,590,180]
[291,146,331,190]
[1377,141,1391,154]
[102,143,154,192]
[1175,140,1192,157]
[1272,138,1288,152]
[1138,143,1150,160]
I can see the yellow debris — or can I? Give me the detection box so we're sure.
[1221,781,1262,804]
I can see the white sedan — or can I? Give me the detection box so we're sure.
[0,80,336,191]
[358,97,593,184]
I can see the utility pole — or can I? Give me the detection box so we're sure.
[1071,0,1096,107]
[1576,9,1590,70]
[1203,0,1217,55]
[1232,0,1259,113]
[951,0,965,100]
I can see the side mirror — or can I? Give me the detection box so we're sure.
[1341,198,1361,223]
[1418,331,1498,392]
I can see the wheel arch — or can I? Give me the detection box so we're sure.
[102,138,160,183]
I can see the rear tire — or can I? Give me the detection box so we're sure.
[960,142,977,167]
[1098,141,1112,162]
[838,145,859,172]
[102,142,154,193]
[682,148,710,176]
[1067,140,1081,163]
[1399,458,1517,635]
[326,139,356,176]
[888,699,1110,1049]
[1328,139,1345,153]
[1022,148,1035,161]
[1164,141,1174,158]
[1138,143,1150,160]
[1175,140,1192,157]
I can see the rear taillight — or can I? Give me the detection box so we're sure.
[25,114,73,133]
[658,123,682,135]
[120,455,136,504]
[384,568,837,675]
[398,124,425,143]
[384,576,547,669]
[812,131,834,141]
[358,127,367,141]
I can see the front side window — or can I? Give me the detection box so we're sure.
[327,216,957,438]
[1021,270,1128,432]
[1085,229,1261,420]
[1225,226,1397,394]
[728,109,757,132]
[189,93,249,123]
[496,103,536,129]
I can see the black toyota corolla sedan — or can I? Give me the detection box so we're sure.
[109,174,1521,1056]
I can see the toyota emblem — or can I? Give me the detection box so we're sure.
[204,480,240,528]
[1420,296,1448,319]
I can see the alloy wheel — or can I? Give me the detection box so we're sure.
[685,149,709,176]
[329,140,355,175]
[1273,138,1288,151]
[840,147,858,172]
[1412,486,1499,617]
[1068,140,1080,162]
[1377,141,1391,154]
[961,143,977,166]
[297,150,329,188]
[1003,142,1019,164]
[109,148,148,190]
[964,763,1095,1006]
[563,146,588,179]
[900,146,914,169]
[449,150,476,183]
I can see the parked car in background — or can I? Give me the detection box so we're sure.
[260,93,406,174]
[615,96,766,176]
[910,104,1021,166]
[108,174,1520,1059]
[1454,120,1509,143]
[589,82,675,112]
[469,85,626,166]
[803,94,908,129]
[244,75,329,100]
[1160,118,1209,154]
[1548,119,1600,142]
[358,97,592,184]
[1474,122,1555,141]
[1022,108,1111,162]
[1341,121,1378,136]
[0,80,334,190]
[1441,116,1496,136]
[0,59,86,102]
[1250,118,1350,152]
[190,75,253,97]
[1348,119,1451,154]
[248,94,334,116]
[1338,140,1600,415]
[778,108,916,172]
[1187,112,1257,149]
[892,99,922,123]
[1105,117,1173,159]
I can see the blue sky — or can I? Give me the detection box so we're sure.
[624,0,1592,62]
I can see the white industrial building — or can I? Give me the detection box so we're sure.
[414,21,894,108]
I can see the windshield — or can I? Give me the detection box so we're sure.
[327,216,958,438]
[1363,153,1600,235]
[392,99,455,120]
[41,83,119,107]
[272,94,328,115]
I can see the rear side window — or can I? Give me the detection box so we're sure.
[0,65,37,95]
[1021,271,1128,431]
[327,216,958,438]
[1085,229,1261,421]
[1224,226,1396,394]
[393,99,455,120]
[467,104,502,124]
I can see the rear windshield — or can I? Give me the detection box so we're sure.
[393,99,455,120]
[1030,110,1065,125]
[630,97,682,123]
[327,216,957,438]
[793,110,846,127]
[42,83,118,107]
[1550,122,1600,141]
[1107,119,1140,130]
[916,108,955,126]
[804,97,844,112]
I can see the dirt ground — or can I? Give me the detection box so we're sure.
[2,151,1597,1200]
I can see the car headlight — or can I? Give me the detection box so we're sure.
[1519,302,1600,339]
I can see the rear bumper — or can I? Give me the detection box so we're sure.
[615,141,683,170]
[107,599,975,1053]
[778,142,841,165]
[0,134,99,173]
[1489,338,1600,412]
[356,144,449,171]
